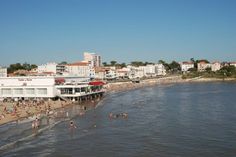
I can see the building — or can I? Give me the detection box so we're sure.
[0,77,56,98]
[66,61,95,78]
[229,62,236,67]
[211,62,221,72]
[83,52,101,67]
[197,61,211,71]
[116,67,129,79]
[0,76,105,100]
[155,64,166,76]
[180,62,194,72]
[95,67,106,80]
[0,67,7,77]
[143,65,156,77]
[37,63,57,74]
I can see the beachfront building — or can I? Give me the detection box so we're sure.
[105,67,117,80]
[143,65,156,77]
[197,61,212,72]
[65,62,95,78]
[0,67,7,77]
[116,67,129,79]
[0,77,56,98]
[0,76,105,100]
[155,64,166,76]
[211,62,221,72]
[127,66,144,79]
[180,62,194,73]
[83,52,101,67]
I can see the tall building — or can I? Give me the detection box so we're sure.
[83,52,101,67]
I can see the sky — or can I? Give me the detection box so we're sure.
[0,0,236,66]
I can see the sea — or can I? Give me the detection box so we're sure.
[0,82,236,157]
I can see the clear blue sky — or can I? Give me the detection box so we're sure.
[0,0,236,66]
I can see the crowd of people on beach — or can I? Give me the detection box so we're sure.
[0,98,73,127]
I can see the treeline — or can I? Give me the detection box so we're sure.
[7,63,38,74]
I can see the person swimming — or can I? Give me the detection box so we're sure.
[69,121,77,129]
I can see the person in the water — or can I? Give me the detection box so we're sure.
[69,121,77,130]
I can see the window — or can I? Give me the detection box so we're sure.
[2,88,11,95]
[14,88,23,94]
[26,88,35,94]
[37,88,47,95]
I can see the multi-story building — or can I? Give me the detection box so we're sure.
[66,62,92,77]
[197,61,211,71]
[155,64,166,76]
[211,62,221,71]
[0,66,7,77]
[83,52,101,67]
[116,67,129,79]
[37,63,57,74]
[180,62,194,72]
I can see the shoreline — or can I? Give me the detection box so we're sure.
[105,76,236,93]
[0,76,235,126]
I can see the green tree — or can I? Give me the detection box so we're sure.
[158,60,170,71]
[169,61,181,72]
[102,62,108,66]
[110,61,117,66]
[130,61,144,67]
[59,61,67,65]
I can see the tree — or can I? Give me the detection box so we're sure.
[120,63,126,68]
[30,64,38,69]
[158,60,170,71]
[130,61,144,67]
[169,61,181,72]
[110,61,117,66]
[59,61,67,65]
[102,62,108,67]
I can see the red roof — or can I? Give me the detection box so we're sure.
[67,62,89,66]
[89,81,105,86]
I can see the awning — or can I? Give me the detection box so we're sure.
[89,81,105,86]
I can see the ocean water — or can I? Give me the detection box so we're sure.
[1,82,236,157]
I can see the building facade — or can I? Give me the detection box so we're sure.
[211,62,221,72]
[83,52,101,67]
[0,67,7,77]
[197,62,212,71]
[66,62,95,78]
[180,62,194,72]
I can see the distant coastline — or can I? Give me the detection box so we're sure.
[105,76,236,93]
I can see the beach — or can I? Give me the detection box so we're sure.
[0,76,235,126]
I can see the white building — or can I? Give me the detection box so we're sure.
[211,62,221,72]
[116,67,129,79]
[66,62,95,78]
[0,76,105,99]
[37,63,57,74]
[0,77,56,98]
[230,62,236,67]
[0,67,7,77]
[83,52,101,67]
[197,62,212,71]
[180,62,194,72]
[143,65,156,77]
[155,64,166,75]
